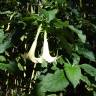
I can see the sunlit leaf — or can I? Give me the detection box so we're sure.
[64,63,81,88]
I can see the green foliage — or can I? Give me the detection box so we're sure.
[0,29,5,43]
[93,91,96,96]
[77,46,95,61]
[64,63,81,88]
[36,69,69,95]
[0,28,11,53]
[40,9,58,23]
[68,25,86,43]
[0,63,11,71]
[0,40,11,53]
[80,64,96,77]
[0,0,96,96]
[0,56,6,62]
[0,61,18,72]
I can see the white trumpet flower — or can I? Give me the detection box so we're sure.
[27,24,42,63]
[42,31,57,63]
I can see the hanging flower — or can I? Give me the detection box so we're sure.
[42,31,57,63]
[27,24,42,63]
[27,24,57,64]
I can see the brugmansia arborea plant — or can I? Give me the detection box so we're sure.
[27,24,57,64]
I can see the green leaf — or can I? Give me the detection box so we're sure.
[80,64,96,77]
[0,56,6,62]
[54,19,69,28]
[0,63,10,71]
[40,9,58,23]
[55,0,66,4]
[41,60,48,68]
[0,40,11,53]
[0,62,15,72]
[47,94,56,96]
[23,14,42,22]
[18,63,24,71]
[72,53,80,65]
[36,69,69,95]
[47,9,58,23]
[51,61,58,70]
[0,61,18,73]
[0,29,5,43]
[68,25,86,43]
[57,56,65,64]
[0,11,12,15]
[80,75,91,86]
[64,63,81,88]
[78,48,95,61]
[93,91,96,96]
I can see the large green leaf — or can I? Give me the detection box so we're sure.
[68,25,86,43]
[80,64,96,77]
[36,69,69,96]
[64,63,81,88]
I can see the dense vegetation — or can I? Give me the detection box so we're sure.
[0,0,96,96]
